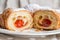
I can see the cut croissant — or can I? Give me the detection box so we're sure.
[33,10,60,30]
[1,8,33,31]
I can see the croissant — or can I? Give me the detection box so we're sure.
[33,10,60,30]
[1,8,33,31]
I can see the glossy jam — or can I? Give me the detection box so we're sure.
[39,19,51,27]
[14,19,24,28]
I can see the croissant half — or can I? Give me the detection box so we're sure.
[1,8,33,31]
[33,10,60,30]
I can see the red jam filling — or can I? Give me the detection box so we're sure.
[14,19,24,28]
[39,19,51,27]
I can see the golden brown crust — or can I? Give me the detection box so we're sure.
[0,14,5,28]
[33,10,60,30]
[0,8,13,29]
[1,8,13,30]
[56,12,60,29]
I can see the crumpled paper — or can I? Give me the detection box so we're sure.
[24,4,51,12]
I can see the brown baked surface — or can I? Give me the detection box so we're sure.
[33,10,60,30]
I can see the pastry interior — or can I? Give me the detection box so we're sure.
[1,8,33,31]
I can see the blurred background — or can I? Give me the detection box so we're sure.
[0,0,60,11]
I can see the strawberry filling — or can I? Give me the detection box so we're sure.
[14,19,24,28]
[38,19,51,27]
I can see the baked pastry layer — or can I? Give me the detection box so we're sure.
[1,8,33,31]
[33,10,60,30]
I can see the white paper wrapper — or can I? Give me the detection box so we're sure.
[24,4,40,12]
[24,4,52,12]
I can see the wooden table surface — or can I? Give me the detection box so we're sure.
[0,0,60,40]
